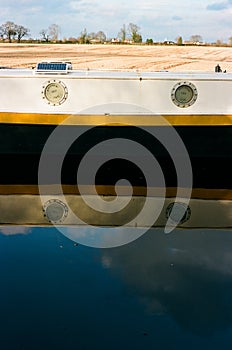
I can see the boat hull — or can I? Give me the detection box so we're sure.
[1,121,232,189]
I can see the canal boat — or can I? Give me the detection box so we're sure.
[0,61,232,229]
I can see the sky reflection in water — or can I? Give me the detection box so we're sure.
[1,226,232,349]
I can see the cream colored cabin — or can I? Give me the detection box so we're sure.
[0,61,232,117]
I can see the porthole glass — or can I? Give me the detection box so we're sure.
[171,81,198,108]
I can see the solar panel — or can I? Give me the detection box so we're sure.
[35,61,72,74]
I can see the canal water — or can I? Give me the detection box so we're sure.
[1,225,232,349]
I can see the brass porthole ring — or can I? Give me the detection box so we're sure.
[171,81,198,108]
[42,80,68,106]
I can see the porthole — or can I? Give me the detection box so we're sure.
[43,199,69,224]
[171,81,198,108]
[42,80,68,106]
[166,202,191,225]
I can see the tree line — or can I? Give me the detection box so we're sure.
[1,20,232,46]
[0,21,143,44]
[0,21,30,43]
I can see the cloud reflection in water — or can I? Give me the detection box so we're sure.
[1,225,232,337]
[101,228,232,336]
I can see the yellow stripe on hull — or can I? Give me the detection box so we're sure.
[1,185,232,201]
[1,112,232,126]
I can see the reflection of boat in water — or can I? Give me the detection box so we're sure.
[0,61,232,228]
[0,185,232,229]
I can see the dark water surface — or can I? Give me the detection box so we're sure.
[1,226,232,349]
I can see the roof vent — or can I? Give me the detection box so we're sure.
[35,61,72,74]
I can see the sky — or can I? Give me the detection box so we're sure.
[0,0,232,43]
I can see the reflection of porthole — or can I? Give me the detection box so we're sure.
[171,81,198,108]
[42,80,68,106]
[43,199,69,223]
[166,202,191,225]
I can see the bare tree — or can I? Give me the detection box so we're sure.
[128,23,142,43]
[79,28,90,44]
[48,24,61,41]
[0,21,17,42]
[176,36,183,45]
[15,24,30,43]
[215,39,224,46]
[95,31,106,43]
[40,29,50,42]
[118,24,127,42]
[190,35,203,43]
[88,32,96,41]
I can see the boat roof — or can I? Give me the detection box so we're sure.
[1,62,232,81]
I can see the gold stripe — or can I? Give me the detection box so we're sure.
[1,185,232,200]
[1,112,232,126]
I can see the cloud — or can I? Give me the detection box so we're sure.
[104,228,232,334]
[101,255,112,269]
[172,15,182,21]
[21,6,43,15]
[68,0,128,19]
[0,0,230,42]
[0,226,31,236]
[68,0,160,20]
[207,0,232,10]
[69,0,96,12]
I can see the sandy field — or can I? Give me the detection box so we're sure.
[1,43,232,72]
